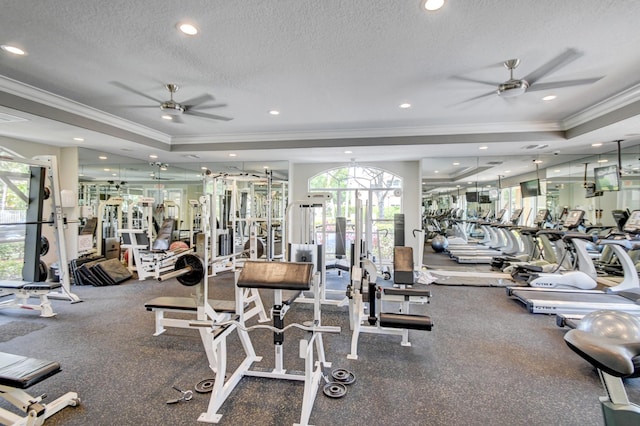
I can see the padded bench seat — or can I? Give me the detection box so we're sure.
[0,352,61,389]
[0,280,62,291]
[237,261,313,291]
[379,313,433,331]
[383,287,431,298]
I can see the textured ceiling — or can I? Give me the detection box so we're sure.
[1,0,640,182]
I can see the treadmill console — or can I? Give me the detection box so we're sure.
[511,208,523,225]
[623,210,640,234]
[612,210,630,232]
[534,209,551,226]
[564,210,585,230]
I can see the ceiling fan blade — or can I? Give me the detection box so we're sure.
[181,93,215,108]
[521,48,582,86]
[189,103,228,111]
[122,105,160,108]
[527,77,604,92]
[185,110,233,121]
[110,82,164,104]
[450,75,500,87]
[457,90,497,104]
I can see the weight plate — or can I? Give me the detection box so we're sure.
[175,254,204,286]
[331,368,356,385]
[195,378,215,393]
[323,382,347,398]
[38,260,48,282]
[40,236,50,256]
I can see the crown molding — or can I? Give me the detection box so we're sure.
[0,75,171,144]
[563,82,640,129]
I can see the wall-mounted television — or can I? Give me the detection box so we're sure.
[465,191,478,202]
[478,194,491,204]
[519,179,541,197]
[594,164,620,192]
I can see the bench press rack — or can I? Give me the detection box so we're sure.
[195,261,340,426]
[0,351,79,425]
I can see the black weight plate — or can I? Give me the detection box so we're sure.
[40,236,50,256]
[323,382,347,398]
[331,368,356,385]
[175,254,204,286]
[38,260,48,282]
[42,186,51,200]
[195,378,215,393]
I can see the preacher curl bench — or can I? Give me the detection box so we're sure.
[0,352,79,425]
[196,260,340,426]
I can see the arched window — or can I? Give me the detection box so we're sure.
[309,165,402,268]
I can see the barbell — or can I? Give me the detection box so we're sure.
[157,253,205,286]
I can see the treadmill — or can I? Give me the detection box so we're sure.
[509,209,640,315]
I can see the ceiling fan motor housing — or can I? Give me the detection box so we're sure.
[497,79,529,97]
[160,101,185,115]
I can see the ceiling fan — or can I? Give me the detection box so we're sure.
[112,82,233,123]
[454,48,603,103]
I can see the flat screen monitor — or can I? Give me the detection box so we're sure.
[478,194,491,204]
[511,208,523,224]
[594,165,621,192]
[520,179,541,197]
[465,192,478,203]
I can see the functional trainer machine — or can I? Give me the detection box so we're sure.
[196,261,340,425]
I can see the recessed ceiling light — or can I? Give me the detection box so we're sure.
[478,146,488,150]
[542,95,557,101]
[229,153,237,157]
[99,155,107,160]
[434,170,439,173]
[592,142,603,147]
[1,45,26,55]
[104,168,110,171]
[344,150,353,154]
[533,160,543,164]
[504,170,511,173]
[200,166,208,170]
[149,154,158,159]
[597,159,609,163]
[399,103,411,109]
[162,115,173,120]
[73,137,84,142]
[421,0,445,11]
[467,181,473,184]
[112,173,117,176]
[554,169,561,172]
[452,162,460,166]
[269,110,280,115]
[177,22,199,36]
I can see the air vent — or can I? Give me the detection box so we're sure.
[184,154,200,159]
[0,112,28,123]
[523,144,549,150]
[486,161,503,165]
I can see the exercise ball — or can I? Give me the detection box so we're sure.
[578,310,640,342]
[170,241,189,251]
[431,235,449,253]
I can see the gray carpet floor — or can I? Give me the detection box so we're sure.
[1,253,638,425]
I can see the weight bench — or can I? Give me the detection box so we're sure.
[347,247,433,360]
[0,352,79,425]
[0,281,63,318]
[120,219,192,281]
[145,296,237,336]
[198,261,340,426]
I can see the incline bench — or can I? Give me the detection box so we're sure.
[0,281,63,318]
[0,352,79,425]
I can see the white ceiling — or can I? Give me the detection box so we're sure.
[1,0,640,183]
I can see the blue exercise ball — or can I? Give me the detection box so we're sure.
[431,235,449,253]
[578,310,640,342]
